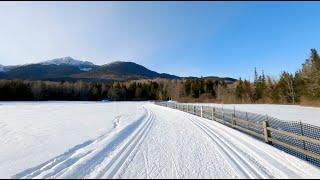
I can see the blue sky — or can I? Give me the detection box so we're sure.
[0,2,320,79]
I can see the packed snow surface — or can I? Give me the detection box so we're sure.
[188,103,320,127]
[0,102,319,179]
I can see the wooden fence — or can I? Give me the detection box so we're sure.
[155,101,320,167]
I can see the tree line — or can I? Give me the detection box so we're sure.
[177,49,320,105]
[0,79,170,101]
[233,49,320,105]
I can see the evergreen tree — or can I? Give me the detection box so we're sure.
[235,78,244,100]
[278,71,296,104]
[297,49,320,100]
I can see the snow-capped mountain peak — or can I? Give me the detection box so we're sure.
[0,64,11,72]
[0,65,4,72]
[40,57,95,66]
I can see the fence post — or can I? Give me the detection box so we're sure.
[263,115,272,145]
[246,112,250,128]
[222,107,224,124]
[299,120,308,161]
[232,107,236,128]
[212,107,215,121]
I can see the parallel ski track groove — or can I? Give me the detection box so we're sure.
[187,115,271,179]
[14,107,154,179]
[98,108,155,179]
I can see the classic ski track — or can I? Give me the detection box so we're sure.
[63,108,152,179]
[15,140,95,179]
[17,138,107,179]
[207,118,301,178]
[97,108,155,179]
[14,106,154,179]
[187,115,271,179]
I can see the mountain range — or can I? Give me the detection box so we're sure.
[0,57,236,83]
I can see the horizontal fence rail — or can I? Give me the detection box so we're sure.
[154,101,320,167]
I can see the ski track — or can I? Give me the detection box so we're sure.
[96,110,155,179]
[187,116,271,179]
[198,117,302,178]
[117,104,238,179]
[184,113,318,179]
[11,103,320,179]
[13,106,154,179]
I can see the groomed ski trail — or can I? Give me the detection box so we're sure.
[117,104,320,179]
[12,103,320,179]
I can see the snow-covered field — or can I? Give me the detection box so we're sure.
[0,101,145,178]
[0,101,319,179]
[188,103,320,127]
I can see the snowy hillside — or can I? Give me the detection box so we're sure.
[0,65,12,72]
[0,102,319,179]
[40,56,95,66]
